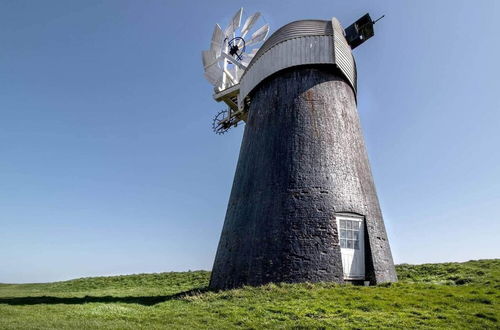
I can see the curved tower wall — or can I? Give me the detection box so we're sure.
[210,19,397,290]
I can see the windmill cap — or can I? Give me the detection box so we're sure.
[238,18,358,109]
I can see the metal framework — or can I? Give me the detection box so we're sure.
[201,8,269,134]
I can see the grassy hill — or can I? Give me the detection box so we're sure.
[0,259,498,329]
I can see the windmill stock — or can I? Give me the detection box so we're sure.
[202,9,396,289]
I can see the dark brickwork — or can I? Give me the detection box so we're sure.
[210,67,397,290]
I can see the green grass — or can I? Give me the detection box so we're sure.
[0,260,499,329]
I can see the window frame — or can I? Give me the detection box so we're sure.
[335,213,364,251]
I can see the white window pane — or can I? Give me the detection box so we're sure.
[347,240,354,249]
[340,220,346,229]
[352,222,359,230]
[346,221,352,229]
[340,229,347,239]
[340,239,347,248]
[347,230,353,239]
[353,231,359,240]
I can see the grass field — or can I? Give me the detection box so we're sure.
[0,259,498,329]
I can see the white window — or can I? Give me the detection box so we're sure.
[339,219,361,250]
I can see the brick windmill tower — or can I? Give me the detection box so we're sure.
[202,9,397,290]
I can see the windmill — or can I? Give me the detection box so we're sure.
[201,8,269,134]
[204,10,396,290]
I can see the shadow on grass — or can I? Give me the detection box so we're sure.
[0,287,210,306]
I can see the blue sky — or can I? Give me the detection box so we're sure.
[1,0,499,283]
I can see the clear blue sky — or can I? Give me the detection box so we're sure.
[1,0,499,283]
